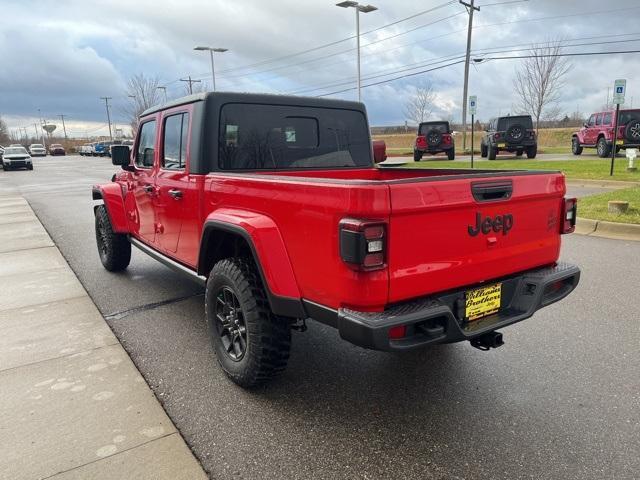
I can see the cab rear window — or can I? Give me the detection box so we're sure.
[497,116,533,131]
[218,104,371,170]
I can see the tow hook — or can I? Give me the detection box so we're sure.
[470,331,504,351]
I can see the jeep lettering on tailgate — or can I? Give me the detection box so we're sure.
[468,212,513,236]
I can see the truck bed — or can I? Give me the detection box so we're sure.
[206,167,566,311]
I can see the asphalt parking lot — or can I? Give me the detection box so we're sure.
[1,155,638,480]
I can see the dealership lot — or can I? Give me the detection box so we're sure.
[1,155,638,479]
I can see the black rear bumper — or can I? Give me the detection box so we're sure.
[336,262,580,351]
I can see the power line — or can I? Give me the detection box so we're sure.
[213,1,458,76]
[317,48,640,97]
[289,36,640,96]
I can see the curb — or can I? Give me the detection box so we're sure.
[566,179,640,189]
[575,216,640,242]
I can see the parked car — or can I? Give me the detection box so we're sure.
[92,142,108,157]
[572,109,640,157]
[49,144,66,156]
[413,121,455,160]
[29,143,47,156]
[79,144,91,156]
[481,115,537,160]
[93,92,580,388]
[2,146,33,170]
[372,139,387,163]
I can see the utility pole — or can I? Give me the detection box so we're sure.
[33,123,39,139]
[460,0,479,152]
[58,114,68,140]
[180,76,201,95]
[100,97,113,141]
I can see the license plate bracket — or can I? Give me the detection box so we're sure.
[465,283,502,321]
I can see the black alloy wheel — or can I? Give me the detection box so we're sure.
[214,286,248,361]
[506,124,524,143]
[426,129,442,147]
[624,118,640,143]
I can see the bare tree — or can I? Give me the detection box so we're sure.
[0,115,9,145]
[123,74,162,133]
[404,82,436,125]
[513,40,570,134]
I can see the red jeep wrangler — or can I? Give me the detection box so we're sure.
[93,93,580,387]
[572,109,640,157]
[413,121,455,161]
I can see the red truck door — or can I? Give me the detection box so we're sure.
[155,111,190,253]
[131,119,158,244]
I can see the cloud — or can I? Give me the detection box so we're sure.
[1,0,639,135]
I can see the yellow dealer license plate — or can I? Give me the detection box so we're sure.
[497,143,506,148]
[465,283,502,321]
[616,140,624,145]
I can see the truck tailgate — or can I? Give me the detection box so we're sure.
[387,172,566,303]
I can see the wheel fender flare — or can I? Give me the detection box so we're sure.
[92,184,129,233]
[199,209,304,317]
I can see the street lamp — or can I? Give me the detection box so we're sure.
[194,46,228,92]
[336,1,377,103]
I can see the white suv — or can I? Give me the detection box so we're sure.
[29,144,47,156]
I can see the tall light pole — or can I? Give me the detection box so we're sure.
[336,1,377,103]
[460,0,480,152]
[156,86,168,103]
[100,97,113,141]
[58,114,68,140]
[194,46,228,92]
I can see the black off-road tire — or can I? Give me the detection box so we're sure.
[27,164,33,170]
[571,137,583,155]
[413,150,423,162]
[596,137,610,158]
[480,142,488,158]
[516,149,524,157]
[526,145,537,159]
[205,257,291,388]
[488,145,497,160]
[95,205,131,271]
[447,149,455,160]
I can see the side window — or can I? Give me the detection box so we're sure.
[587,115,596,127]
[135,120,157,168]
[603,112,612,125]
[595,113,602,126]
[162,113,189,170]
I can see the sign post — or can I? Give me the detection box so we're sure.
[610,79,626,176]
[469,95,477,168]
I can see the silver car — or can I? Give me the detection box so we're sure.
[29,143,47,156]
[2,146,33,171]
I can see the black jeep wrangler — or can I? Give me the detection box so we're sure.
[413,121,455,161]
[481,115,537,160]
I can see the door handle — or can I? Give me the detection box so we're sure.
[168,189,183,199]
[143,184,154,194]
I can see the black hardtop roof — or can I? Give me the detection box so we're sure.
[418,120,450,125]
[491,114,532,121]
[140,91,366,117]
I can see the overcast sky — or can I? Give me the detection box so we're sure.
[1,0,639,137]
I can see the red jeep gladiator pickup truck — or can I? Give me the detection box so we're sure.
[93,92,580,387]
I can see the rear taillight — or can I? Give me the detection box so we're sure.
[340,218,386,271]
[562,198,577,234]
[416,135,427,148]
[493,132,501,140]
[528,129,535,138]
[442,134,452,144]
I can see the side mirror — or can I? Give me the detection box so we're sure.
[111,145,133,170]
[583,123,589,128]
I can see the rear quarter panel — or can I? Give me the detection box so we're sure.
[204,174,391,311]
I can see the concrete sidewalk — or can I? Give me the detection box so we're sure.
[0,195,207,480]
